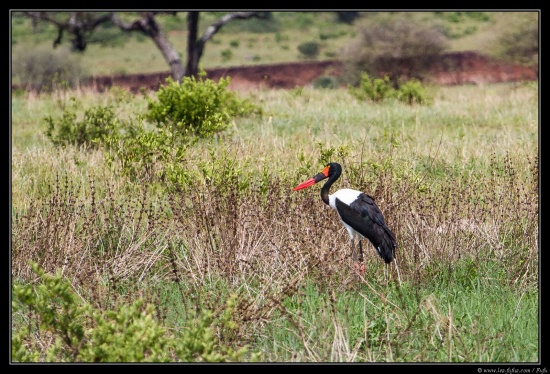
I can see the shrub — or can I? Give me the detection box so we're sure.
[106,73,261,185]
[45,101,122,149]
[44,73,262,187]
[495,13,538,67]
[102,123,190,185]
[146,73,261,140]
[348,73,397,102]
[12,45,84,92]
[312,75,340,89]
[221,48,233,62]
[348,73,434,105]
[342,18,448,85]
[12,262,261,362]
[396,78,434,105]
[297,41,320,59]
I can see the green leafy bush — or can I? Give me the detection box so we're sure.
[297,41,320,58]
[45,101,122,148]
[348,73,434,105]
[312,75,340,89]
[12,262,261,362]
[348,73,397,102]
[102,123,189,184]
[146,73,261,140]
[221,48,233,61]
[396,78,433,105]
[44,72,262,187]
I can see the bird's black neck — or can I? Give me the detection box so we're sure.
[321,163,342,206]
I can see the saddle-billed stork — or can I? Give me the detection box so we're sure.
[294,162,397,275]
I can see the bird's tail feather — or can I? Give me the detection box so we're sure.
[376,226,397,264]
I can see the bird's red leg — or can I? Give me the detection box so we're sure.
[353,262,365,276]
[351,238,365,276]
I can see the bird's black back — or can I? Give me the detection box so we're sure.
[335,193,396,263]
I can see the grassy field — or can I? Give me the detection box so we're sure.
[10,10,540,364]
[11,78,539,362]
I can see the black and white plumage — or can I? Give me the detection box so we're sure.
[294,162,397,272]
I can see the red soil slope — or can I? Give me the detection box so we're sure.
[76,51,538,93]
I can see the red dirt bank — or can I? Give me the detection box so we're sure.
[81,51,537,93]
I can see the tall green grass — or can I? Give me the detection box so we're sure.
[11,81,538,362]
[255,270,537,362]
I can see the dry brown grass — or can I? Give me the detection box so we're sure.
[12,145,538,331]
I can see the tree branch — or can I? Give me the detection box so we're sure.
[111,12,176,34]
[200,12,265,44]
[24,12,112,50]
[194,11,268,67]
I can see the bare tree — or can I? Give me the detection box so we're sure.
[185,11,272,77]
[22,11,267,82]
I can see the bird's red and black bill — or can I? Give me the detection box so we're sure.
[293,165,330,191]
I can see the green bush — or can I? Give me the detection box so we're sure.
[102,123,189,184]
[297,41,320,59]
[45,101,122,149]
[109,73,261,186]
[221,48,233,61]
[348,73,434,105]
[146,73,261,140]
[312,75,340,89]
[348,73,397,102]
[44,73,262,187]
[12,45,85,91]
[12,262,261,362]
[396,78,433,105]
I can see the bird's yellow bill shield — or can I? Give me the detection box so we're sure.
[321,165,330,178]
[293,178,317,191]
